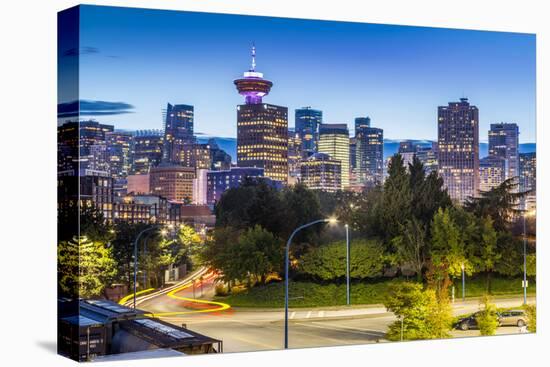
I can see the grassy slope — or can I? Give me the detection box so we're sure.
[217,276,535,308]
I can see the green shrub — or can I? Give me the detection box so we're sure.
[299,239,385,281]
[476,295,499,336]
[524,304,536,332]
[214,283,229,296]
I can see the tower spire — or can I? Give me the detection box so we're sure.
[251,43,256,71]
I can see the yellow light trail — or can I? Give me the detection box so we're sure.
[118,288,156,305]
[145,279,231,317]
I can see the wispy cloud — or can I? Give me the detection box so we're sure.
[62,46,100,57]
[58,100,134,118]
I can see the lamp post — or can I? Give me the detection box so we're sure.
[345,224,350,306]
[133,225,164,308]
[400,316,405,342]
[461,263,465,302]
[522,209,535,305]
[284,217,337,349]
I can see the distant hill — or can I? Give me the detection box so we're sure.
[198,137,536,163]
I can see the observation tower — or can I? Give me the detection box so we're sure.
[234,45,273,104]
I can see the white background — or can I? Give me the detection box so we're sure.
[0,0,547,366]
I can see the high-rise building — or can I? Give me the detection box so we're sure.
[149,164,195,202]
[318,124,350,189]
[437,98,479,203]
[519,152,536,210]
[295,107,322,154]
[415,143,439,174]
[58,120,114,172]
[479,156,506,192]
[106,131,133,178]
[398,140,417,168]
[132,130,163,175]
[488,123,519,180]
[355,125,384,187]
[78,169,114,221]
[234,45,288,184]
[300,153,342,192]
[354,117,371,133]
[287,130,303,186]
[179,143,212,170]
[206,167,266,205]
[163,103,195,163]
[193,169,209,205]
[208,138,232,171]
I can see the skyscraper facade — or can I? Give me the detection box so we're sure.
[437,98,479,203]
[106,131,134,178]
[149,164,195,202]
[355,126,384,187]
[300,152,342,192]
[318,123,350,189]
[163,103,195,163]
[519,152,536,210]
[488,123,519,180]
[234,46,288,184]
[206,167,266,205]
[354,117,371,133]
[295,107,322,155]
[287,130,303,185]
[131,130,163,175]
[479,156,506,192]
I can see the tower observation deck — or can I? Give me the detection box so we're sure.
[234,45,273,104]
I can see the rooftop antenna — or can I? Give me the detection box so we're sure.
[251,43,256,71]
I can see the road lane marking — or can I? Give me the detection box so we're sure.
[306,321,385,336]
[319,311,325,318]
[306,311,312,318]
[290,312,296,319]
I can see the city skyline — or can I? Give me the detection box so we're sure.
[63,5,536,143]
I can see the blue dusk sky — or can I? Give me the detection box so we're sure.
[72,5,536,142]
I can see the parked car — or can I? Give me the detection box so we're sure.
[498,310,527,327]
[455,311,500,331]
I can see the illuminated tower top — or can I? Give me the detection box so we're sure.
[234,44,273,104]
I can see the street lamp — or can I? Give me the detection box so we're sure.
[284,217,337,349]
[461,263,465,302]
[133,224,163,308]
[345,224,350,306]
[522,209,535,305]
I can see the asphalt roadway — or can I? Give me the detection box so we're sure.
[135,271,536,353]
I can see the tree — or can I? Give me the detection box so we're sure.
[476,295,499,336]
[141,234,177,288]
[282,183,323,254]
[58,204,114,243]
[475,216,500,292]
[494,232,523,277]
[201,226,283,286]
[173,224,202,269]
[464,178,525,232]
[299,239,385,281]
[384,282,452,341]
[200,227,244,287]
[392,218,427,281]
[236,225,283,284]
[524,304,536,332]
[58,237,117,298]
[110,222,150,289]
[429,208,468,295]
[380,154,412,241]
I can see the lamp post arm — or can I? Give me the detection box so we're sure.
[284,218,330,349]
[133,224,160,308]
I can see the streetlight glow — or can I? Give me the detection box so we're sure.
[328,216,338,224]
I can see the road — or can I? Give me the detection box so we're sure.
[133,270,536,353]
